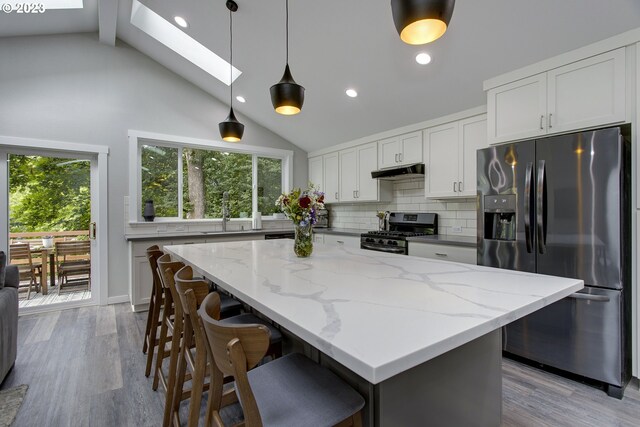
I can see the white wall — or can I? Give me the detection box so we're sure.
[329,179,476,236]
[0,33,308,300]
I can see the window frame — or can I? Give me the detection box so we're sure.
[128,130,293,222]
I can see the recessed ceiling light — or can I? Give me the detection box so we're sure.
[416,53,432,65]
[346,89,358,98]
[236,96,246,103]
[174,16,188,28]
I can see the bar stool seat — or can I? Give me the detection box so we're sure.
[219,294,243,318]
[220,313,282,343]
[247,353,365,427]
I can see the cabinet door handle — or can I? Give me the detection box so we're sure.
[435,252,448,257]
[548,113,553,129]
[539,115,544,130]
[394,153,398,163]
[356,190,359,198]
[337,240,344,244]
[335,192,338,200]
[453,182,457,192]
[399,153,403,162]
[458,181,463,192]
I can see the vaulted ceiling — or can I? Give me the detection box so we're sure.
[1,1,640,152]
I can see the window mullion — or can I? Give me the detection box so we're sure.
[252,154,258,214]
[177,147,183,219]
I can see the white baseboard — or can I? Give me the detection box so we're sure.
[107,295,130,305]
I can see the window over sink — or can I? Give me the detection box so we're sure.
[130,131,292,222]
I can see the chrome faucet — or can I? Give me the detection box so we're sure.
[222,191,230,232]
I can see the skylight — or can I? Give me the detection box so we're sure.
[130,0,241,85]
[41,0,83,9]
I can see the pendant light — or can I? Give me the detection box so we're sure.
[391,0,455,45]
[219,0,245,142]
[270,0,305,115]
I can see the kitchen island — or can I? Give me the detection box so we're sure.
[165,240,583,426]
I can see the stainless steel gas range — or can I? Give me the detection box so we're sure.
[360,212,438,255]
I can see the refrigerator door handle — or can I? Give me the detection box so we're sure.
[524,162,533,253]
[567,293,610,302]
[536,160,546,254]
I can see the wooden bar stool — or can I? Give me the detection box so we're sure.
[153,254,186,427]
[172,266,284,427]
[142,245,165,377]
[198,292,365,427]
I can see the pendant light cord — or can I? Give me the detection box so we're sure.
[229,6,233,104]
[285,0,289,64]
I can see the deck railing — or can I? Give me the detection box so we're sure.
[9,230,89,247]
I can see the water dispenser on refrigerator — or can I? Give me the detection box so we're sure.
[483,195,516,241]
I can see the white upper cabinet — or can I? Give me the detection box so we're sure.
[308,156,323,190]
[339,142,391,202]
[459,115,488,197]
[424,115,488,199]
[547,49,626,134]
[339,148,358,202]
[487,48,626,145]
[487,74,547,144]
[377,131,423,169]
[357,142,379,201]
[424,122,459,198]
[323,152,340,203]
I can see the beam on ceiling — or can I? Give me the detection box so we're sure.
[98,0,118,46]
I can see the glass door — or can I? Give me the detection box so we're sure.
[4,150,97,310]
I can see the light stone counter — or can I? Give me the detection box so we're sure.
[164,240,582,384]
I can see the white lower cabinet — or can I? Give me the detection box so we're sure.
[408,242,476,265]
[320,234,360,249]
[129,234,261,312]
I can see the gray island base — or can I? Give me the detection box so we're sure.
[164,240,582,427]
[308,329,501,427]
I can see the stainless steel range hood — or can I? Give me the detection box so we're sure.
[371,163,425,181]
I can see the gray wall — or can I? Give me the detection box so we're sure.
[0,33,308,300]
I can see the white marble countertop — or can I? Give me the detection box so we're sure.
[164,240,583,384]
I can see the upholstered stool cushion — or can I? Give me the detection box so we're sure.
[220,313,283,343]
[219,294,243,318]
[247,353,365,427]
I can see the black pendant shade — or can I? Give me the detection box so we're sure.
[219,0,244,142]
[270,64,305,115]
[219,108,244,142]
[391,0,455,45]
[270,0,304,115]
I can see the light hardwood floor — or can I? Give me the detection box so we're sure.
[1,303,639,426]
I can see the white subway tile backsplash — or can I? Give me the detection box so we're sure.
[327,179,477,235]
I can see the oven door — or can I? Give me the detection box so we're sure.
[360,241,407,255]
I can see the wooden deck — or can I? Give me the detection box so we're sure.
[18,287,91,309]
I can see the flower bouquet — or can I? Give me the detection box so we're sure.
[275,184,325,257]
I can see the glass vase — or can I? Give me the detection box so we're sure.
[293,222,313,258]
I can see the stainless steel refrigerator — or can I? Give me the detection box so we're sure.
[477,126,631,398]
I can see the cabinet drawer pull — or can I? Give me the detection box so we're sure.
[435,252,448,257]
[337,241,344,244]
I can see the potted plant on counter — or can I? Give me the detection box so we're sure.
[275,184,325,257]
